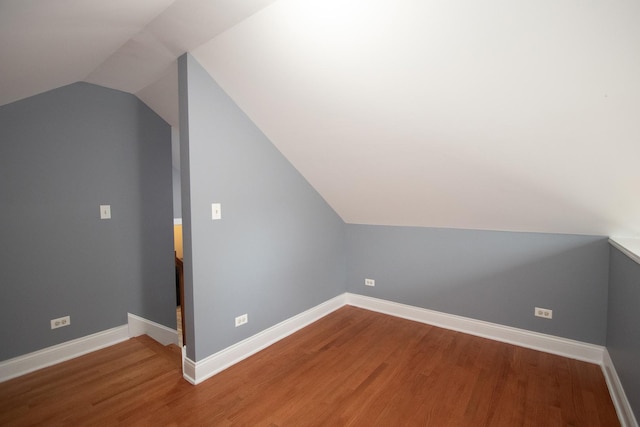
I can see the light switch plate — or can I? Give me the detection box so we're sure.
[100,205,111,219]
[212,203,221,220]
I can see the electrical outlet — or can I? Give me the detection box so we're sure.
[235,313,248,327]
[534,307,553,319]
[365,278,375,287]
[51,315,71,329]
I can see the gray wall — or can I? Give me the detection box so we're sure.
[178,54,346,362]
[0,66,619,389]
[171,127,182,219]
[0,82,175,361]
[347,224,609,344]
[607,245,640,421]
[172,167,181,219]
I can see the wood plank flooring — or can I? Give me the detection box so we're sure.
[0,306,619,426]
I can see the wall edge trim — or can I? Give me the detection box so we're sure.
[127,313,178,346]
[0,325,129,383]
[609,238,640,265]
[183,293,347,385]
[602,349,639,427]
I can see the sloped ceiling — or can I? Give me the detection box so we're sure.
[1,0,639,237]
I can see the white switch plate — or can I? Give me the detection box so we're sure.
[365,278,375,287]
[212,203,221,220]
[100,205,111,219]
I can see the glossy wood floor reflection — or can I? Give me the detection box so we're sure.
[0,306,619,426]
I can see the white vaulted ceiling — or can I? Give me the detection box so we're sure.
[0,0,276,124]
[1,0,639,237]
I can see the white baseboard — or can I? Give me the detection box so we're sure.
[602,350,639,427]
[6,295,627,425]
[0,314,178,383]
[128,313,178,346]
[183,294,347,384]
[0,325,129,383]
[345,293,605,365]
[185,292,608,385]
[351,293,634,426]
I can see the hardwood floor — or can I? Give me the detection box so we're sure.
[0,306,619,426]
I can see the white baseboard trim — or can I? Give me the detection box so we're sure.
[128,313,178,346]
[346,293,605,365]
[0,325,129,383]
[1,314,178,383]
[602,350,639,427]
[183,294,347,385]
[184,292,608,385]
[188,293,631,427]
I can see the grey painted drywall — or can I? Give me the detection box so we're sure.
[171,127,182,219]
[0,82,175,361]
[607,245,640,421]
[172,167,181,219]
[346,225,609,344]
[178,54,346,362]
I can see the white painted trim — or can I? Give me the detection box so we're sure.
[610,237,640,265]
[183,294,347,385]
[174,218,182,225]
[183,354,197,384]
[184,292,607,384]
[345,293,605,365]
[0,325,129,383]
[128,313,178,346]
[181,292,630,427]
[602,350,639,427]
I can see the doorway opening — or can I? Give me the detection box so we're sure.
[174,221,185,348]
